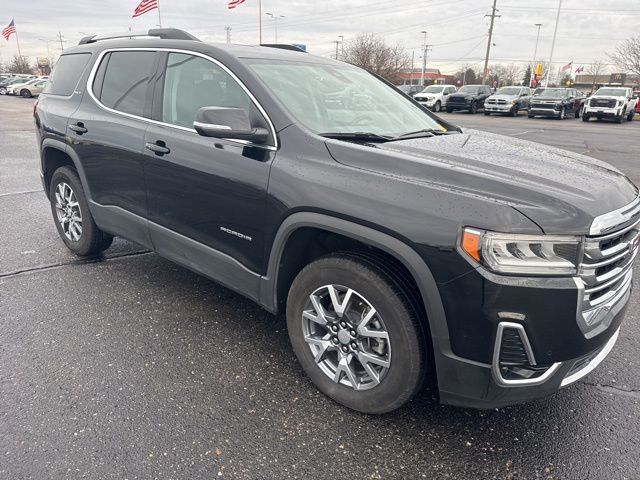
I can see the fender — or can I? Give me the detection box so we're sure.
[41,139,93,201]
[259,211,454,359]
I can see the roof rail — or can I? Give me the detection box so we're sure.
[260,44,307,53]
[79,28,199,45]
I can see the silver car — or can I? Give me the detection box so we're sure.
[484,86,531,116]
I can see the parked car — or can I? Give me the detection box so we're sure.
[35,29,638,414]
[582,87,637,123]
[0,77,30,95]
[17,79,48,98]
[6,77,48,96]
[484,86,531,116]
[445,84,492,113]
[396,84,422,98]
[528,87,586,119]
[413,84,457,112]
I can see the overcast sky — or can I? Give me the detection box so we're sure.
[1,0,638,74]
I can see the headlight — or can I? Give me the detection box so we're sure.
[460,228,582,275]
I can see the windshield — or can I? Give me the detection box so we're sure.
[248,60,446,136]
[595,88,627,97]
[496,87,521,95]
[538,88,568,98]
[458,85,480,94]
[422,86,444,93]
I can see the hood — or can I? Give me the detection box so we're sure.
[325,129,638,234]
[488,94,518,101]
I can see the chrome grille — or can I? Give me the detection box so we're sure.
[577,196,640,338]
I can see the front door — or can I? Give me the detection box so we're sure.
[144,51,276,278]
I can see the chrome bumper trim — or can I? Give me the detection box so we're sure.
[560,328,620,387]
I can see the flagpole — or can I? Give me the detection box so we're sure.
[14,25,22,58]
[259,0,262,44]
[157,0,162,27]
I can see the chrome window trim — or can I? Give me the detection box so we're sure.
[492,322,562,387]
[590,194,640,235]
[560,328,620,387]
[85,47,278,151]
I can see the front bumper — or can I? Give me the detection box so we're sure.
[447,101,471,110]
[484,103,516,113]
[529,107,562,117]
[584,106,623,118]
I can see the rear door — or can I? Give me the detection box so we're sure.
[68,49,158,233]
[144,51,276,276]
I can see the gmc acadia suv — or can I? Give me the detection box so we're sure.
[34,29,639,413]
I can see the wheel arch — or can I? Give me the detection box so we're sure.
[41,140,92,200]
[260,212,450,352]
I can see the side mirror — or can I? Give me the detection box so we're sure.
[194,106,269,145]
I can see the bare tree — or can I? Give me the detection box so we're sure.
[501,63,524,86]
[585,60,607,92]
[9,55,32,74]
[342,34,410,84]
[608,35,640,77]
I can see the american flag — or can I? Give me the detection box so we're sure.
[2,19,16,40]
[132,0,158,18]
[228,0,246,9]
[561,61,573,72]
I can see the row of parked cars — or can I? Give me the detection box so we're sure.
[0,74,49,98]
[399,83,640,123]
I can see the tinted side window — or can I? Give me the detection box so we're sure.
[44,53,91,96]
[100,51,156,117]
[162,53,252,128]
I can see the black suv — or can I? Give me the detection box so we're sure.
[35,29,638,413]
[445,84,492,113]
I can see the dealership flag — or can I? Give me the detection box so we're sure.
[2,18,16,40]
[228,0,246,9]
[561,61,573,72]
[575,65,584,74]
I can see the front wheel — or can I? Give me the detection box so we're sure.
[433,101,441,112]
[510,105,518,117]
[575,105,583,118]
[469,102,478,114]
[582,113,590,122]
[559,107,566,120]
[617,109,626,123]
[446,107,453,113]
[627,110,634,122]
[286,254,426,414]
[49,166,114,256]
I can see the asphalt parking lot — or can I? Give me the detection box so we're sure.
[1,96,639,480]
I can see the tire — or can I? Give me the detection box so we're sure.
[0,87,6,95]
[528,114,534,118]
[469,102,478,114]
[49,166,114,256]
[446,107,453,113]
[286,253,426,414]
[627,110,634,122]
[433,101,441,112]
[484,111,490,116]
[582,114,590,122]
[20,89,32,98]
[510,105,518,117]
[575,105,582,118]
[559,107,566,120]
[617,109,625,123]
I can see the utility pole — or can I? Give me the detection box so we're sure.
[482,0,500,84]
[338,35,344,59]
[420,31,427,87]
[57,31,65,52]
[529,23,542,87]
[544,0,562,87]
[224,26,232,44]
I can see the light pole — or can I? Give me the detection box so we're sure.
[544,0,562,87]
[338,35,344,59]
[420,30,427,87]
[530,23,542,87]
[265,12,285,43]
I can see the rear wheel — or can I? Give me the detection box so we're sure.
[20,89,32,98]
[286,254,426,414]
[49,166,114,256]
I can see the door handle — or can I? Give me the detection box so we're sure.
[69,122,87,134]
[145,141,170,155]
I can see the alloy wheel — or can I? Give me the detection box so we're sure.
[54,182,83,241]
[301,284,391,391]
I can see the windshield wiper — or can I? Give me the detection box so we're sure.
[319,132,394,143]
[391,128,457,141]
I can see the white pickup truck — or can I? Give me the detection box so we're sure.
[582,87,638,123]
